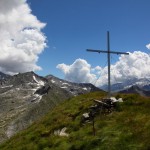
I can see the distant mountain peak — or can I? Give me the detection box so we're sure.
[100,77,150,94]
[119,85,150,97]
[0,71,11,80]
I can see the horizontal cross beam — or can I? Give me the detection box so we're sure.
[87,49,129,55]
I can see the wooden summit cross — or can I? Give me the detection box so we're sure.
[87,31,129,98]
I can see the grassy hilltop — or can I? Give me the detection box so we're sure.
[0,91,150,150]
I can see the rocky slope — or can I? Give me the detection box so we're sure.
[1,92,150,150]
[0,71,101,143]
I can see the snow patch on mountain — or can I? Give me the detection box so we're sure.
[62,83,70,86]
[33,75,45,86]
[31,94,42,103]
[6,122,15,138]
[61,86,68,89]
[51,79,56,83]
[1,85,13,88]
[83,87,87,91]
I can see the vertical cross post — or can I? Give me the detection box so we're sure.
[107,31,111,97]
[86,31,129,98]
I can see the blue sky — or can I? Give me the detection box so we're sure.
[27,0,150,79]
[0,0,150,86]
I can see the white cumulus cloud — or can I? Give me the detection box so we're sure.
[57,51,150,87]
[96,51,150,86]
[57,59,97,83]
[146,43,150,50]
[0,0,47,74]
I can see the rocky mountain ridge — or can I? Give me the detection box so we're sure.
[46,74,101,96]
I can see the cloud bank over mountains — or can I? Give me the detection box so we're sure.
[0,0,46,74]
[57,51,150,87]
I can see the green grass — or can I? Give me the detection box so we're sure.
[0,92,150,150]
